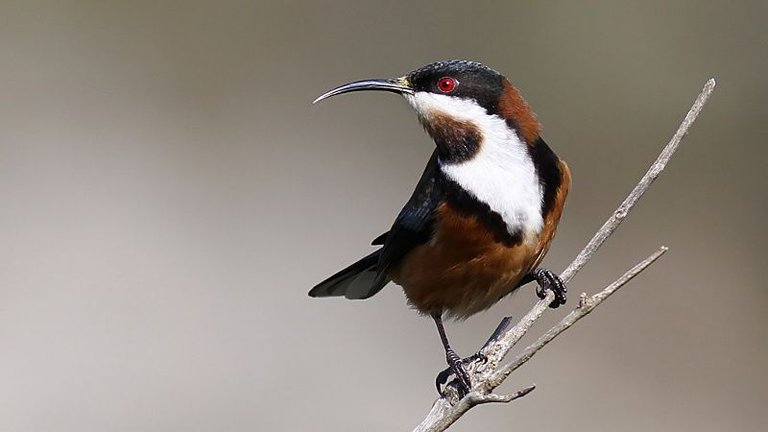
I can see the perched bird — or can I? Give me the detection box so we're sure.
[309,60,570,395]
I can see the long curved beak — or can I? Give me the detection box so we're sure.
[313,78,412,104]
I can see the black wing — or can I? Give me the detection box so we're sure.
[309,151,444,300]
[308,250,381,299]
[370,232,388,246]
[373,150,444,286]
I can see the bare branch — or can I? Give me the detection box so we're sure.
[488,247,667,387]
[411,79,716,432]
[413,249,665,432]
[468,385,537,405]
[559,78,716,284]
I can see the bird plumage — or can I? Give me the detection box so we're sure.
[310,60,570,319]
[309,59,570,395]
[308,250,382,299]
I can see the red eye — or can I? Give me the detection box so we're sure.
[437,77,457,93]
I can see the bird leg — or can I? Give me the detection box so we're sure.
[434,316,514,395]
[532,267,567,308]
[432,312,474,397]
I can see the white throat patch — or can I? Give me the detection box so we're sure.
[404,92,544,236]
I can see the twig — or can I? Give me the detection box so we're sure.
[559,79,716,284]
[411,78,716,432]
[488,246,667,387]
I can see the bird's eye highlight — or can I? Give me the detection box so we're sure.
[437,77,458,93]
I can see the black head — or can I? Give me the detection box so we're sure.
[313,59,540,146]
[314,60,505,113]
[404,60,505,114]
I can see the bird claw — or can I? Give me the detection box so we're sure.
[435,352,487,397]
[533,268,567,308]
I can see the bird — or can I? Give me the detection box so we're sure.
[309,60,571,396]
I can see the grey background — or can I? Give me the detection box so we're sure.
[1,1,766,431]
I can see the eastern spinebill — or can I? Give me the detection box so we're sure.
[309,60,570,396]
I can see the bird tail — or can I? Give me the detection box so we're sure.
[309,250,388,300]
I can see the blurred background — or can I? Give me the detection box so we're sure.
[0,1,766,431]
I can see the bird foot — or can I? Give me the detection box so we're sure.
[533,268,567,308]
[435,351,487,398]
